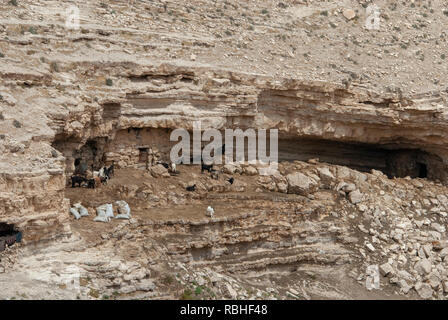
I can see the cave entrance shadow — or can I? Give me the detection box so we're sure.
[278,138,443,182]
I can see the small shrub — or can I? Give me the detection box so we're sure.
[28,26,37,34]
[50,62,59,72]
[9,0,18,6]
[442,54,446,60]
[181,289,194,300]
[320,10,328,16]
[88,289,99,298]
[162,275,174,285]
[261,9,268,14]
[0,52,3,58]
[194,286,203,295]
[13,120,21,128]
[105,78,113,86]
[278,2,287,9]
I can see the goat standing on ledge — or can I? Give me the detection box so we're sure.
[186,184,196,192]
[71,175,86,188]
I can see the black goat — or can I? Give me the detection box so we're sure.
[71,175,86,188]
[227,177,234,185]
[105,164,114,178]
[201,163,213,173]
[157,161,170,169]
[211,169,219,180]
[186,184,196,191]
[86,178,96,189]
[100,175,108,185]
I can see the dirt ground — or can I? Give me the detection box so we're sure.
[65,165,264,241]
[1,161,433,300]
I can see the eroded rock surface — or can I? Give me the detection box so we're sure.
[1,0,448,300]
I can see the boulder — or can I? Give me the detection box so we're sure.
[379,263,394,277]
[415,282,433,299]
[439,247,448,258]
[348,190,363,204]
[428,272,441,289]
[343,8,356,20]
[150,164,170,178]
[442,281,448,293]
[398,279,412,294]
[136,279,156,292]
[224,283,238,299]
[243,166,258,176]
[286,172,318,196]
[336,166,351,179]
[222,163,241,174]
[316,167,335,186]
[277,182,288,193]
[431,223,446,233]
[342,183,356,193]
[414,259,432,275]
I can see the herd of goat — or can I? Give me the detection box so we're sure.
[70,164,115,188]
[70,159,234,192]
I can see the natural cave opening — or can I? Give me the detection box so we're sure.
[0,223,21,252]
[278,138,445,181]
[52,129,447,183]
[417,162,428,179]
[53,135,110,175]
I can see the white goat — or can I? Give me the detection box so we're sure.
[206,206,214,218]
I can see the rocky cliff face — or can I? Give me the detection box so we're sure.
[2,0,448,300]
[2,60,448,242]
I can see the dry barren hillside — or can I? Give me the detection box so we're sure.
[1,0,448,300]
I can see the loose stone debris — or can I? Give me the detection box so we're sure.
[1,0,448,301]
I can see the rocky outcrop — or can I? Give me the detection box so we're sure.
[1,0,448,270]
[2,60,448,242]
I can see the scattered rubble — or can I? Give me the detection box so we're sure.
[1,0,448,300]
